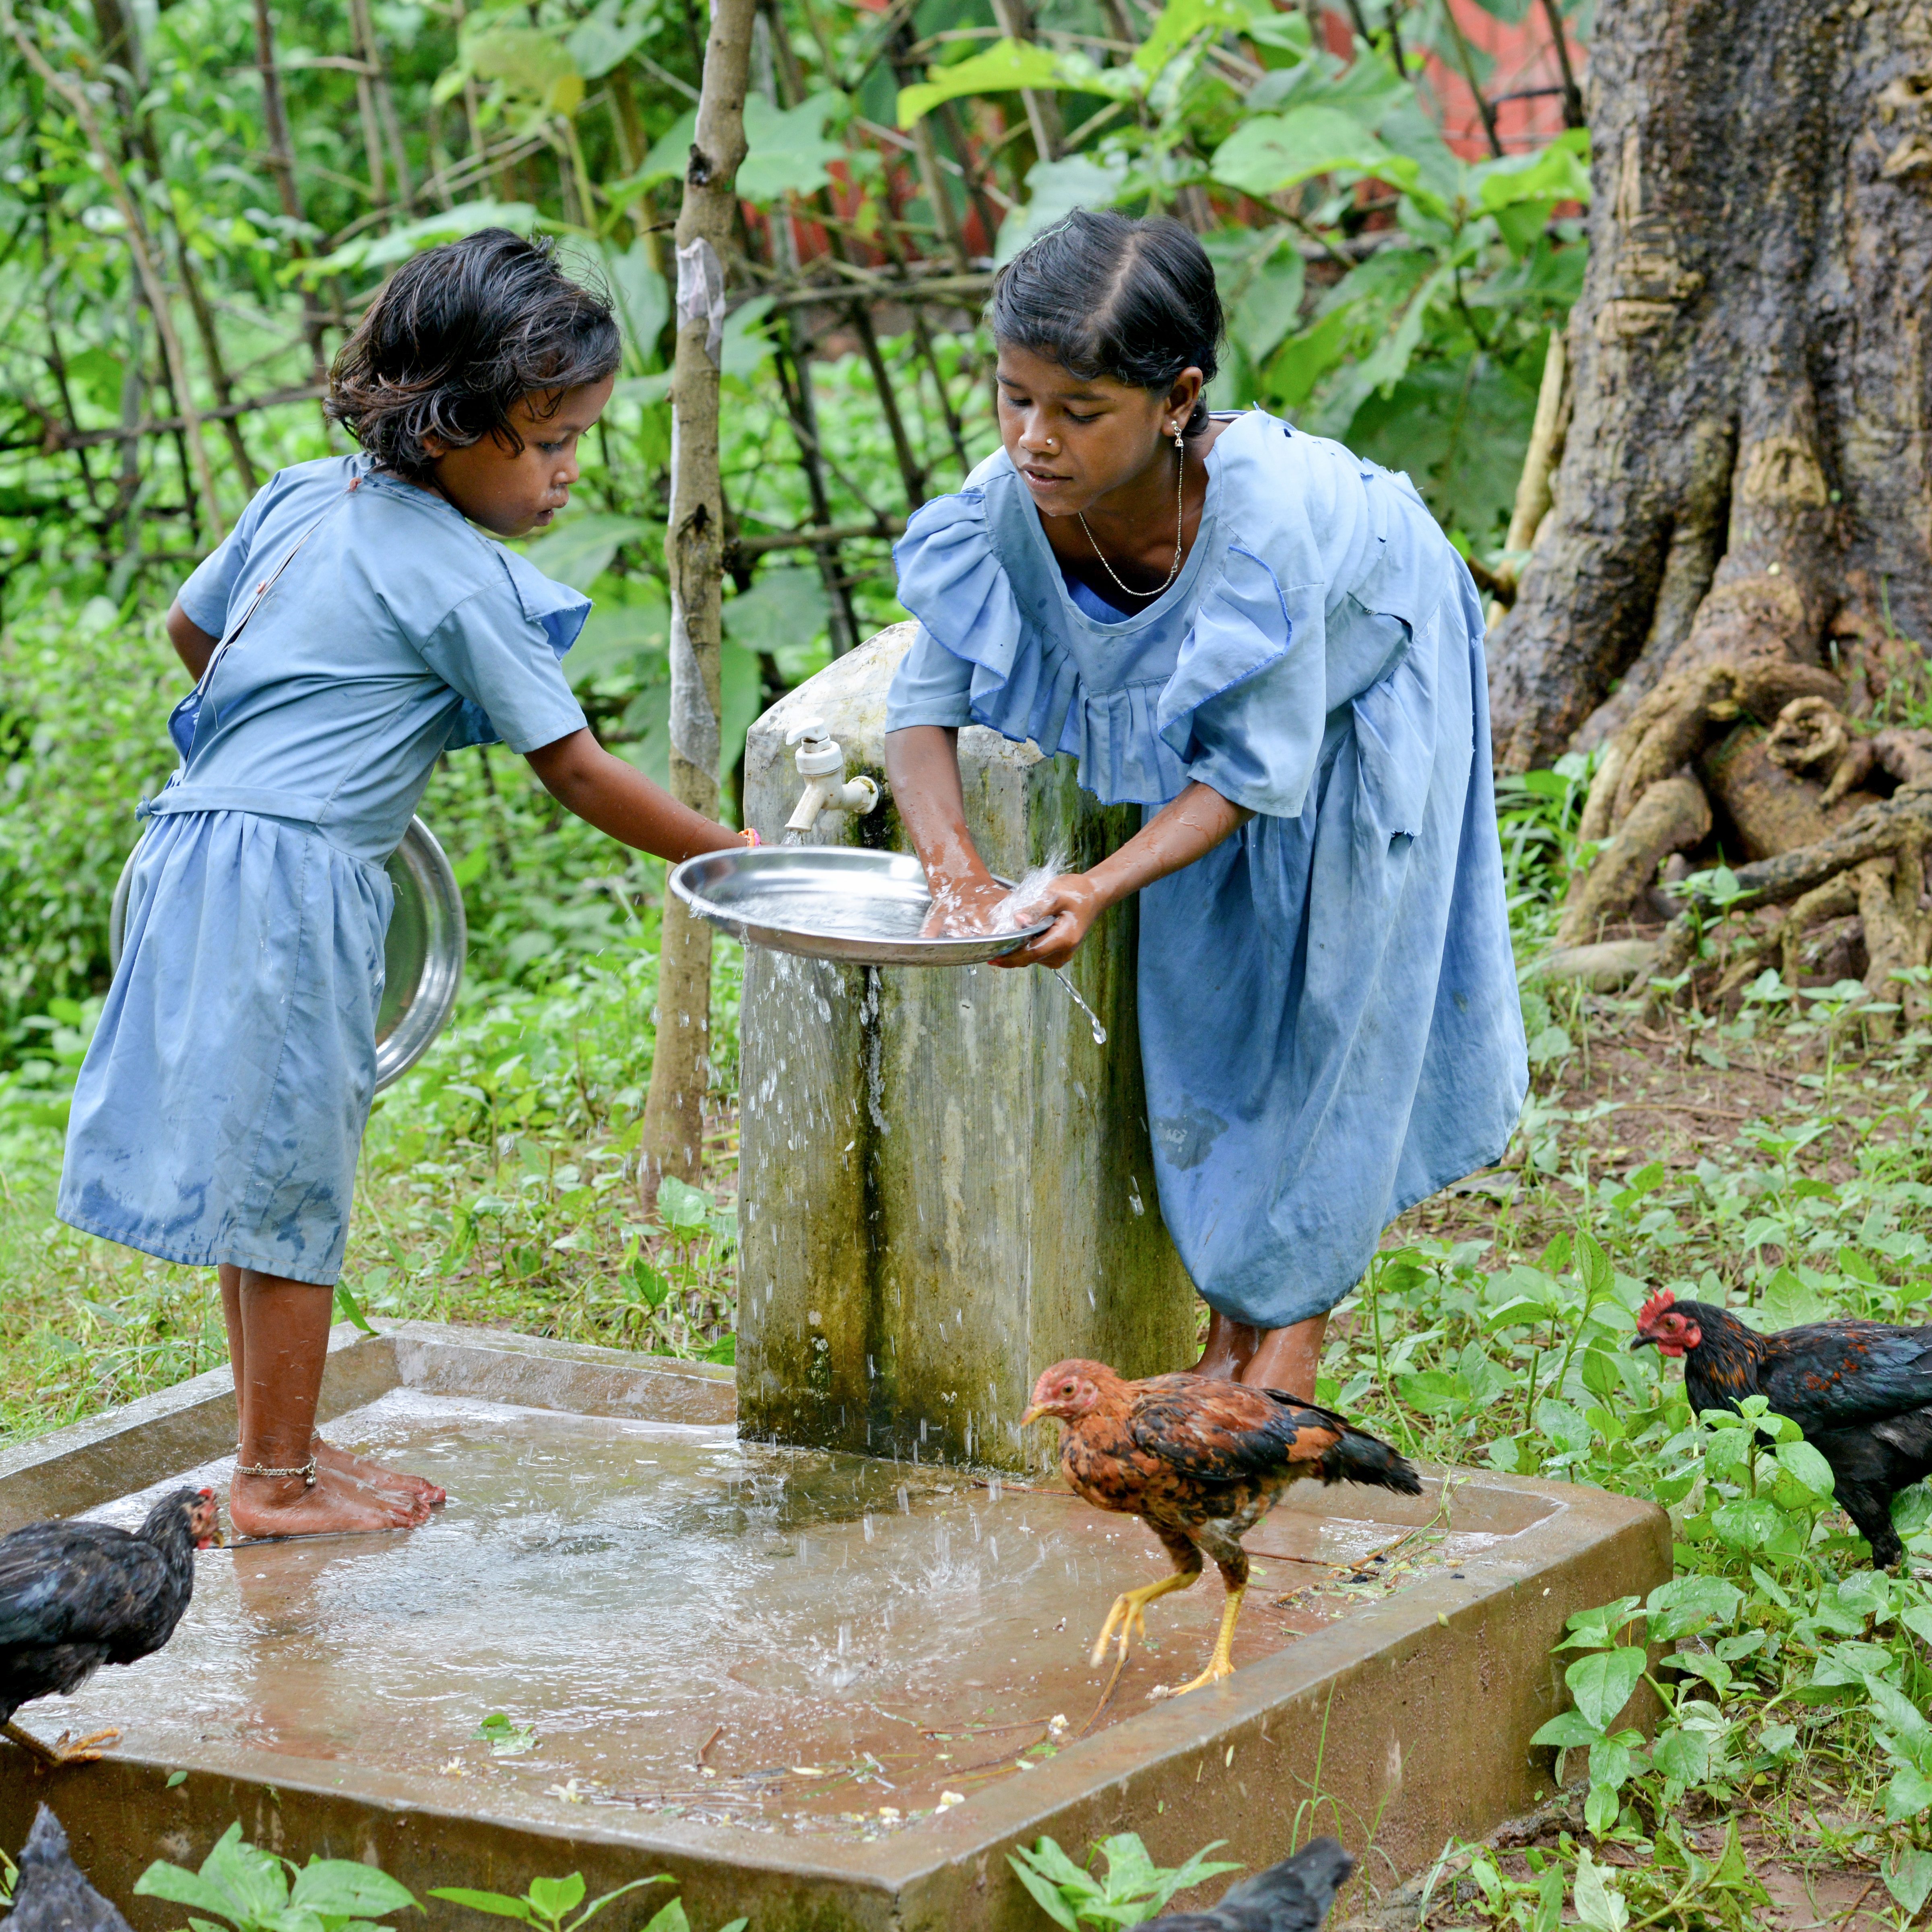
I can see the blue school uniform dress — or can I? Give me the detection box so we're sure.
[886,409,1527,1329]
[58,454,589,1285]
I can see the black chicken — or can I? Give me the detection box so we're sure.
[1,1486,219,1767]
[1146,1839,1354,1932]
[1633,1290,1932,1567]
[6,1805,135,1932]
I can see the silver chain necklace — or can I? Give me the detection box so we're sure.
[1078,438,1186,600]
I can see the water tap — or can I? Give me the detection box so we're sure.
[784,716,880,834]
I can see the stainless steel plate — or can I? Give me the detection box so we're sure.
[107,815,466,1093]
[669,846,1051,966]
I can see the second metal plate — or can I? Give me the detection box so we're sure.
[669,846,1051,966]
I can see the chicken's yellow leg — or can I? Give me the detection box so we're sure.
[1165,1583,1246,1696]
[1089,1567,1201,1667]
[2,1719,119,1767]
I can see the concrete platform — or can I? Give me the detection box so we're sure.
[0,1323,1669,1931]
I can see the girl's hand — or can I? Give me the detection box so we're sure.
[921,870,1009,938]
[991,872,1103,969]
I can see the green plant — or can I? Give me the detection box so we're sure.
[428,1874,739,1932]
[134,1823,419,1932]
[1007,1834,1242,1931]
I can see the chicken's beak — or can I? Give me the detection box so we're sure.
[1629,1333,1658,1351]
[1019,1403,1048,1426]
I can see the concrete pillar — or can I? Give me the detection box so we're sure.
[736,624,1197,1472]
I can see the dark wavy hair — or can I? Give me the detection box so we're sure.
[990,210,1225,435]
[326,229,621,480]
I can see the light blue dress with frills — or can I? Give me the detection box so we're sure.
[58,454,590,1285]
[886,409,1527,1329]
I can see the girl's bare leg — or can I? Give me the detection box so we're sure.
[219,1265,444,1511]
[1192,1311,1261,1379]
[227,1269,431,1538]
[1236,1315,1330,1403]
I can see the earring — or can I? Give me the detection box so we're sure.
[1172,422,1184,447]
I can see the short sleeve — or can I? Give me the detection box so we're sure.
[175,480,279,636]
[886,623,974,731]
[419,584,588,754]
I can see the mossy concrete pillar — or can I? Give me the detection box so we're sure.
[736,623,1196,1472]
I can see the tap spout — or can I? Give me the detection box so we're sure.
[786,771,880,833]
[784,714,881,834]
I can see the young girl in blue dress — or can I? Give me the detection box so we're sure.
[59,231,743,1539]
[886,211,1527,1398]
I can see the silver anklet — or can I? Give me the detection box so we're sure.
[234,1456,317,1488]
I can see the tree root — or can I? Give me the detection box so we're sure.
[1558,773,1710,946]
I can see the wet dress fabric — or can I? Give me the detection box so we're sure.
[885,409,1527,1329]
[58,454,589,1284]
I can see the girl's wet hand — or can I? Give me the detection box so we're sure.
[921,872,1010,938]
[991,873,1102,969]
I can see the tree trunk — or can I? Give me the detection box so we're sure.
[1487,0,1932,775]
[638,0,758,1208]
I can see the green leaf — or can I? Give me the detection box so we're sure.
[134,1863,243,1924]
[299,201,539,282]
[1773,1437,1836,1499]
[1572,1851,1628,1932]
[527,514,650,596]
[525,1876,586,1923]
[1885,1850,1932,1915]
[625,1891,686,1932]
[1530,1710,1602,1749]
[1710,1496,1788,1548]
[1210,105,1421,199]
[1007,1851,1083,1931]
[1885,1765,1932,1823]
[1645,1573,1743,1640]
[427,1893,536,1923]
[1396,1368,1468,1415]
[657,1174,713,1236]
[1565,1647,1646,1730]
[289,1864,419,1922]
[898,41,1094,129]
[739,93,849,202]
[332,1280,376,1335]
[605,242,669,369]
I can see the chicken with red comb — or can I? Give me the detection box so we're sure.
[1634,1294,1932,1566]
[1021,1359,1420,1694]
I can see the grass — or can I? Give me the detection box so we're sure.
[5,766,1932,1926]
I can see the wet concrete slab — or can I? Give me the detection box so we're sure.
[0,1324,1670,1932]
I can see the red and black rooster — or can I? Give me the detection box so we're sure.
[1633,1290,1932,1567]
[1,1486,219,1767]
[1022,1360,1421,1694]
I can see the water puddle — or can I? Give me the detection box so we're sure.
[60,1391,1512,1839]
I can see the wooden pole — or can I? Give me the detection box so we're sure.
[639,0,760,1207]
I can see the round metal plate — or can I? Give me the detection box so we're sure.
[669,846,1052,966]
[107,815,466,1093]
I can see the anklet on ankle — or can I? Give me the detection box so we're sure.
[235,1456,318,1488]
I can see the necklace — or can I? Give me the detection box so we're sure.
[1078,441,1186,600]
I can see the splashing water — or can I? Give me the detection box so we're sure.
[988,847,1068,932]
[1046,968,1108,1046]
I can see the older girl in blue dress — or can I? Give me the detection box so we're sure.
[886,211,1527,1397]
[60,231,743,1539]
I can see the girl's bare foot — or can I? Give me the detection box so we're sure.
[314,1436,446,1507]
[229,1471,427,1539]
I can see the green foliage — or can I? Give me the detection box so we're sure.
[427,1874,678,1932]
[1007,1834,1242,1930]
[134,1823,419,1932]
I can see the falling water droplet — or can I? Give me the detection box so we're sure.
[897,1485,911,1513]
[863,1512,875,1542]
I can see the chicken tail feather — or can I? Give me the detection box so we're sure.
[1318,1426,1423,1496]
